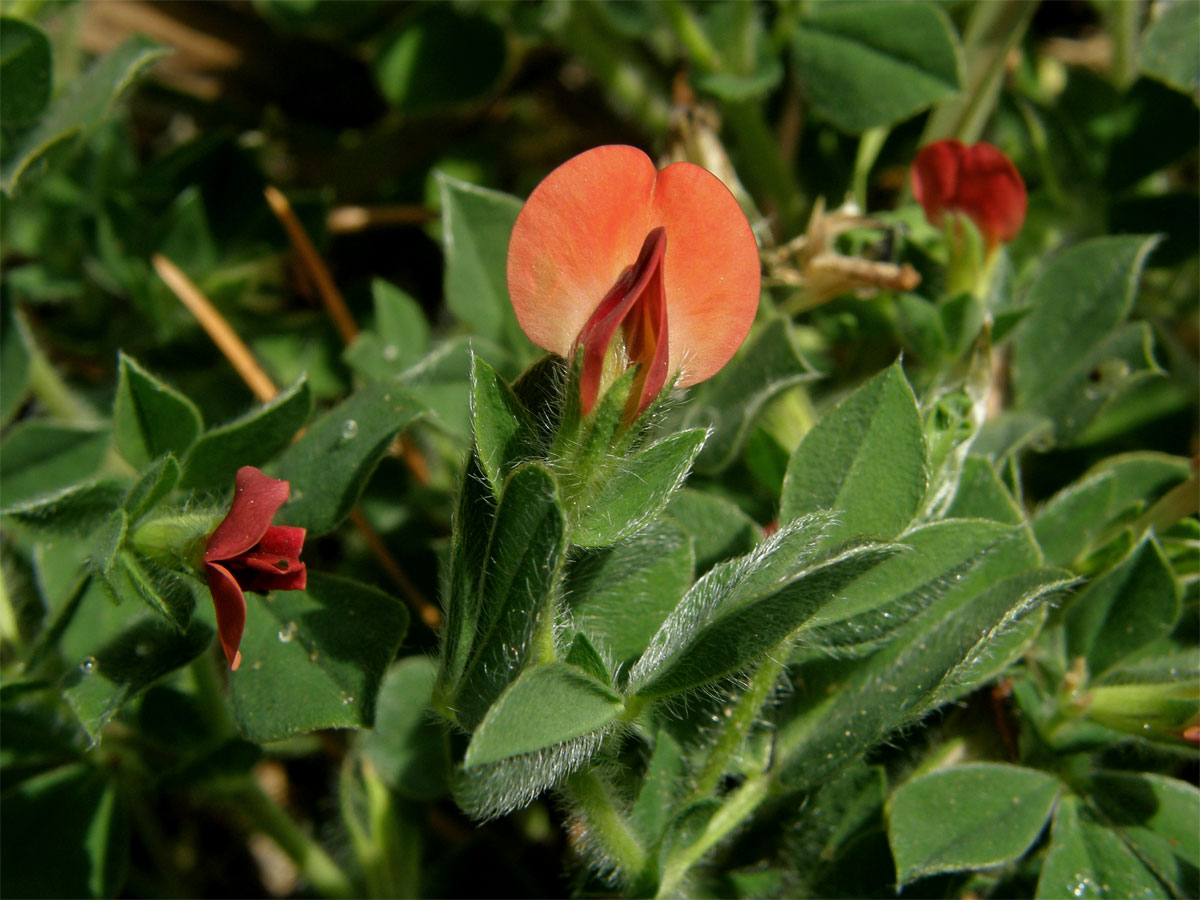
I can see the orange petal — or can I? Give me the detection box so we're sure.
[651,160,760,387]
[508,145,657,359]
[507,145,760,390]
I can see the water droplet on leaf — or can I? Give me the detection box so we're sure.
[340,420,359,441]
[278,622,298,643]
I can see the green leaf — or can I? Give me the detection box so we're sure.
[1012,236,1162,443]
[62,615,212,742]
[471,354,536,496]
[800,519,1015,654]
[1,36,169,194]
[629,516,896,699]
[781,362,927,544]
[0,297,32,426]
[271,379,424,535]
[464,663,623,768]
[121,455,180,523]
[632,730,687,844]
[1085,451,1192,521]
[437,453,496,694]
[373,6,505,112]
[231,573,409,743]
[564,632,611,685]
[1140,1,1200,99]
[779,564,1070,789]
[566,520,694,663]
[573,428,708,548]
[972,410,1054,461]
[449,463,567,730]
[2,480,125,538]
[1065,538,1179,678]
[343,280,431,381]
[99,551,196,631]
[888,763,1060,886]
[1037,795,1170,899]
[360,656,451,801]
[1033,472,1117,567]
[946,456,1024,525]
[0,764,128,899]
[180,378,312,490]
[1087,771,1199,898]
[0,17,52,127]
[787,763,889,897]
[0,422,111,508]
[112,353,203,470]
[92,510,127,576]
[666,489,760,573]
[438,172,528,353]
[792,1,961,134]
[688,317,817,474]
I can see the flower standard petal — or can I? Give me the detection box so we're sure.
[650,160,760,387]
[204,466,292,563]
[508,145,657,358]
[205,561,247,670]
[507,144,761,398]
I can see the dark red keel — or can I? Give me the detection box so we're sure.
[575,227,670,422]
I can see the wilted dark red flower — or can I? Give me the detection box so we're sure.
[910,139,1027,251]
[506,145,761,421]
[204,466,306,670]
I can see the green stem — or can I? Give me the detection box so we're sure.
[565,769,649,886]
[0,562,22,651]
[918,0,1036,148]
[659,0,721,71]
[557,3,671,135]
[690,651,786,801]
[233,778,357,899]
[852,126,889,212]
[532,596,558,665]
[656,774,771,898]
[26,339,101,424]
[189,650,235,738]
[1104,0,1140,90]
[658,0,802,232]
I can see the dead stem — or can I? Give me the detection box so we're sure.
[327,204,436,234]
[154,252,440,632]
[263,185,359,345]
[152,254,277,403]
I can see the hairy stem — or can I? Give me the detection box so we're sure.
[233,778,357,899]
[656,773,771,898]
[564,769,649,886]
[691,650,786,801]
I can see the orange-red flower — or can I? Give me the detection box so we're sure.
[506,145,760,420]
[204,466,306,670]
[910,139,1027,251]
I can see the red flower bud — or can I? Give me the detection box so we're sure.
[507,145,760,420]
[910,139,1027,250]
[204,466,306,670]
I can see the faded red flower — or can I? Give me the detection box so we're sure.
[205,466,306,670]
[910,139,1027,251]
[506,145,761,421]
